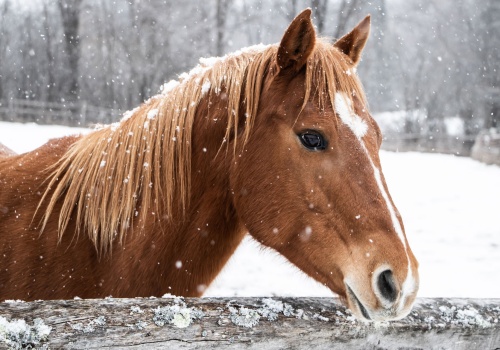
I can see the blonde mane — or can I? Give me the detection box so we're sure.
[40,39,367,254]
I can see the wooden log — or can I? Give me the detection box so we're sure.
[0,297,499,349]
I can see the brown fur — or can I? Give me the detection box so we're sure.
[0,10,418,321]
[0,143,16,159]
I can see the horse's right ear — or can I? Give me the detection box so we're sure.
[276,8,316,74]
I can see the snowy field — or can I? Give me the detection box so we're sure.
[1,121,499,298]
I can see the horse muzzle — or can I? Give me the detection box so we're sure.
[344,268,419,322]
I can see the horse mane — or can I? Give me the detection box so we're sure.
[39,39,367,255]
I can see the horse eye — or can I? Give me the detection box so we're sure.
[298,131,327,151]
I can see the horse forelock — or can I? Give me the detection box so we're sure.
[304,39,367,113]
[40,39,367,255]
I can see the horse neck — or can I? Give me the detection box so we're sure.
[109,93,247,297]
[0,143,16,159]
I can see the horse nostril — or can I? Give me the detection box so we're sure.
[377,269,397,302]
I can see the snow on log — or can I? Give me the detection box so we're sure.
[0,297,499,349]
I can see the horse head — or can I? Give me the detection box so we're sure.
[230,9,419,321]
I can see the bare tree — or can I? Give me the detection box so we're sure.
[286,0,299,21]
[310,0,328,34]
[0,0,10,100]
[0,0,497,139]
[58,0,83,100]
[272,0,299,22]
[124,0,174,106]
[42,2,57,102]
[334,0,360,39]
[216,0,233,56]
[479,0,500,129]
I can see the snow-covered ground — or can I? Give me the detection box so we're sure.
[1,121,499,298]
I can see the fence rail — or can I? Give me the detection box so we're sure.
[1,98,498,164]
[0,99,122,127]
[0,297,499,349]
[382,133,477,156]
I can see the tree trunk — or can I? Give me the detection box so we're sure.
[334,0,359,39]
[310,0,328,34]
[216,0,232,56]
[57,0,83,101]
[42,3,56,103]
[286,0,298,21]
[0,0,10,101]
[0,297,498,349]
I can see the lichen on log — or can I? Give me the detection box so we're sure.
[0,297,498,349]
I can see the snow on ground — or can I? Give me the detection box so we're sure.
[1,121,499,298]
[374,110,465,136]
[0,122,89,154]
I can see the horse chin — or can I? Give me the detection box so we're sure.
[343,283,415,322]
[345,284,372,321]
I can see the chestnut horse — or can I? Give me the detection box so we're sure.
[0,143,15,159]
[0,9,418,321]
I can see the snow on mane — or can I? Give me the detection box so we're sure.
[198,43,270,68]
[117,44,271,125]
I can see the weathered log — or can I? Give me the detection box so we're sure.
[0,297,499,349]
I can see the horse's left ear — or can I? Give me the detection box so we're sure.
[276,8,316,74]
[334,15,371,66]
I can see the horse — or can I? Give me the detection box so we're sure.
[0,143,15,159]
[0,9,418,321]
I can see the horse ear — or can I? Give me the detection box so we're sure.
[276,8,316,73]
[334,15,371,66]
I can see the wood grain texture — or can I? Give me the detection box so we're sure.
[0,297,499,349]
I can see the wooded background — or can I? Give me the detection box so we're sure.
[0,0,499,140]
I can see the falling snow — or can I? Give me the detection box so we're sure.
[1,122,500,299]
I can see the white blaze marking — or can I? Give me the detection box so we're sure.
[335,92,414,300]
[334,93,368,139]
